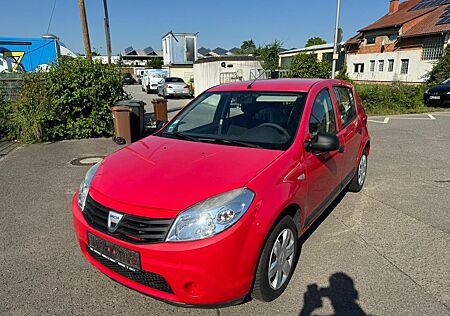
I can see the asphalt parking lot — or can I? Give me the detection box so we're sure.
[1,112,449,315]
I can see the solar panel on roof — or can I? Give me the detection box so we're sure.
[410,0,450,11]
[124,46,134,54]
[437,5,450,24]
[143,46,155,55]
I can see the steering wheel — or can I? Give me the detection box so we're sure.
[257,123,290,138]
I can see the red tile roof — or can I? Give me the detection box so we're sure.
[402,5,450,37]
[347,0,449,44]
[360,0,435,32]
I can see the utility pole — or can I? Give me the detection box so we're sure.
[103,0,112,64]
[78,0,92,60]
[331,0,342,79]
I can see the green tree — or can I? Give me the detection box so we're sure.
[256,40,283,71]
[237,40,257,55]
[426,45,450,85]
[305,37,327,47]
[289,53,331,78]
[146,58,163,69]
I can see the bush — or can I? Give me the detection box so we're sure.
[356,84,427,115]
[426,45,450,85]
[5,57,123,143]
[289,53,331,79]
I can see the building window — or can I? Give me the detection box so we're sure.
[366,36,376,45]
[400,59,409,74]
[388,34,398,42]
[379,60,385,72]
[388,59,394,72]
[354,63,364,73]
[422,36,445,60]
[370,60,375,72]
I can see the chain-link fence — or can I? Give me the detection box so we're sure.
[0,73,22,102]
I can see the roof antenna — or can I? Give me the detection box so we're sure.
[247,69,267,89]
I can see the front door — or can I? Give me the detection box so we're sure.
[304,88,345,227]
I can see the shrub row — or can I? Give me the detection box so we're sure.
[355,84,428,116]
[1,57,124,143]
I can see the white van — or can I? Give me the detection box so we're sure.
[141,69,169,94]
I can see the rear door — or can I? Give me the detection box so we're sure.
[332,85,362,183]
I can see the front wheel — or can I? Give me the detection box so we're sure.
[252,216,298,302]
[349,150,368,192]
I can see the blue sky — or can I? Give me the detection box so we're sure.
[1,0,388,54]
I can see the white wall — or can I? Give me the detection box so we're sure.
[193,60,262,95]
[347,50,435,83]
[169,66,194,83]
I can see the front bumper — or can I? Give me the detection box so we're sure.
[424,93,450,106]
[71,194,258,306]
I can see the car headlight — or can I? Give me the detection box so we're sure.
[166,188,255,242]
[77,161,102,211]
[447,91,450,95]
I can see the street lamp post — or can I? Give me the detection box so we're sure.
[331,0,342,79]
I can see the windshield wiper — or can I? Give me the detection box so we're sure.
[198,137,261,149]
[162,131,199,142]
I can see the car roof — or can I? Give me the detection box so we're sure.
[208,79,342,93]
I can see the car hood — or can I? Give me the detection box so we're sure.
[90,136,283,213]
[428,85,450,94]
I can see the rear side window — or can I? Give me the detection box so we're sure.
[333,86,357,127]
[309,89,337,139]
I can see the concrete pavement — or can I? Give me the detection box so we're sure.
[0,113,449,315]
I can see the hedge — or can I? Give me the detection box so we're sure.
[355,84,428,116]
[2,57,124,143]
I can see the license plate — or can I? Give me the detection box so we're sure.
[430,96,441,100]
[88,232,141,271]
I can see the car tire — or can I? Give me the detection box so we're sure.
[348,149,368,192]
[252,216,298,302]
[145,86,150,94]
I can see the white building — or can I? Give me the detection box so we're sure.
[345,0,450,83]
[193,56,262,95]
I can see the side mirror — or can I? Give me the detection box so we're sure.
[156,120,168,130]
[305,133,340,152]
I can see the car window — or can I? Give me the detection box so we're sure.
[442,78,450,85]
[333,86,357,127]
[171,94,222,133]
[309,89,337,139]
[162,91,307,150]
[166,78,184,83]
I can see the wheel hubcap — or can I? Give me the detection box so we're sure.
[268,228,295,290]
[358,154,367,186]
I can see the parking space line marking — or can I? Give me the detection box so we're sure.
[428,114,436,120]
[368,117,390,124]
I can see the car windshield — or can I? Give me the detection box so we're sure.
[160,91,307,150]
[166,78,184,83]
[442,78,450,85]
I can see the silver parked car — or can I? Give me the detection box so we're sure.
[157,77,191,98]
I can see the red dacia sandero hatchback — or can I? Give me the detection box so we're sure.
[72,79,370,307]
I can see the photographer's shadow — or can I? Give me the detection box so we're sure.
[299,272,367,316]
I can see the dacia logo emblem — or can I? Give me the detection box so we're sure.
[107,211,124,233]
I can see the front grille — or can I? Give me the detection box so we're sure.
[87,246,173,293]
[83,195,173,244]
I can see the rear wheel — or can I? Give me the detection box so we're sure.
[252,216,298,302]
[349,150,368,192]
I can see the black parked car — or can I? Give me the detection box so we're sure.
[122,73,136,85]
[424,78,450,107]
